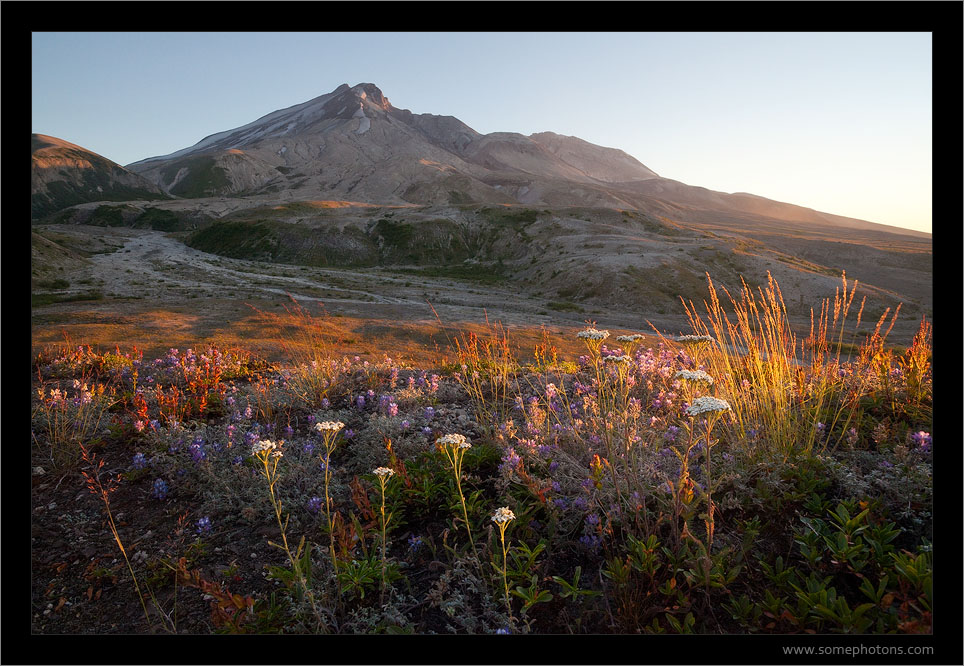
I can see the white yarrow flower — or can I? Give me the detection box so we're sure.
[577,328,610,341]
[685,396,732,416]
[604,354,632,363]
[675,369,715,384]
[491,507,516,524]
[373,466,394,478]
[315,421,345,432]
[437,433,471,449]
[252,439,277,455]
[676,334,715,344]
[616,334,645,343]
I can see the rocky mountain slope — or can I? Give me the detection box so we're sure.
[31,134,168,219]
[117,82,925,241]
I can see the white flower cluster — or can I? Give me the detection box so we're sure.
[491,507,516,524]
[315,421,345,432]
[373,466,395,478]
[437,433,471,449]
[616,334,645,343]
[685,396,732,416]
[604,355,632,363]
[675,369,714,384]
[676,334,715,344]
[252,439,282,457]
[577,328,610,341]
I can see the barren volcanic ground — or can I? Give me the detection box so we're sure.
[29,223,684,363]
[30,204,930,363]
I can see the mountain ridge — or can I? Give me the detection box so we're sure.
[115,82,925,239]
[34,83,928,240]
[31,133,168,218]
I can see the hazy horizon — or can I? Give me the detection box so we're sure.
[31,32,932,234]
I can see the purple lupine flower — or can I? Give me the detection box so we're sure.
[196,516,212,534]
[284,425,294,438]
[190,442,207,463]
[910,431,931,451]
[579,534,602,553]
[321,398,330,409]
[131,453,147,470]
[307,497,323,514]
[356,395,366,409]
[422,427,433,437]
[499,447,522,475]
[424,406,435,421]
[408,535,423,553]
[663,425,681,443]
[152,478,168,500]
[549,461,559,473]
[232,456,243,466]
[303,442,315,455]
[400,419,410,430]
[553,497,569,510]
[572,496,589,511]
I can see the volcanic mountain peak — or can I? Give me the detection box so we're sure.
[106,83,927,239]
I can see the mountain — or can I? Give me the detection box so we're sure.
[31,134,168,219]
[121,82,925,240]
[126,82,661,207]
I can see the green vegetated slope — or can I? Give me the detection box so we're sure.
[32,180,169,220]
[49,204,204,232]
[184,205,543,277]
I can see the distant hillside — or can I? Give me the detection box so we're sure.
[31,134,168,219]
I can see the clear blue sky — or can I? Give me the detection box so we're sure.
[32,32,932,233]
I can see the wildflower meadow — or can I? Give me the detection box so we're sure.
[30,272,934,638]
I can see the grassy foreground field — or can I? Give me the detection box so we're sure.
[29,272,934,643]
